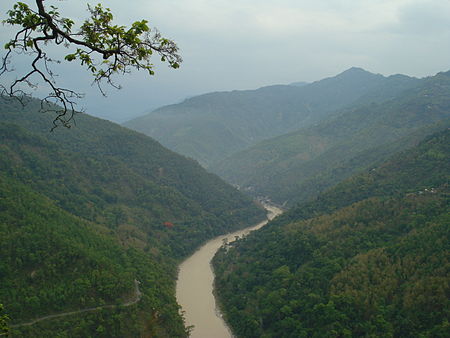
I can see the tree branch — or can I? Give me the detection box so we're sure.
[1,0,182,129]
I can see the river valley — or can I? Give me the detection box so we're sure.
[176,205,282,338]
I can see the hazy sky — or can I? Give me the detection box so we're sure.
[1,0,450,122]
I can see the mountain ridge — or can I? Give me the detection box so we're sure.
[124,67,420,167]
[211,70,450,205]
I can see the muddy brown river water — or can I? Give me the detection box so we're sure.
[176,205,282,337]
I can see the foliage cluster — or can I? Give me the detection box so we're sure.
[213,129,450,337]
[0,304,8,336]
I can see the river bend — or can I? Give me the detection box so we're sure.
[176,205,282,338]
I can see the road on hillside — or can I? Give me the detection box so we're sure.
[11,279,142,328]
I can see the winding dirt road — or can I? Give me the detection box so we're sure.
[11,279,142,328]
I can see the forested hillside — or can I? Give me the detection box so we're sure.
[213,70,450,206]
[124,68,419,167]
[213,129,450,337]
[0,98,265,336]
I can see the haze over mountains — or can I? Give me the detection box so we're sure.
[124,68,420,167]
[213,71,450,206]
[125,67,449,207]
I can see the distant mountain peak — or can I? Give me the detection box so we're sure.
[349,66,365,71]
[337,67,377,78]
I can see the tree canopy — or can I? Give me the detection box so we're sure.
[213,129,450,337]
[0,304,8,336]
[1,0,182,128]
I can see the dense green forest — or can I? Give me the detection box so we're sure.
[125,68,419,167]
[213,129,450,337]
[213,70,450,206]
[2,68,448,337]
[0,97,265,336]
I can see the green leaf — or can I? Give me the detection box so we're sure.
[64,54,77,62]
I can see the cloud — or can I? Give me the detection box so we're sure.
[1,0,450,122]
[389,0,450,35]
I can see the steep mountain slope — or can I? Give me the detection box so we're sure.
[124,68,419,166]
[0,99,265,336]
[212,71,450,206]
[0,172,185,337]
[213,129,450,337]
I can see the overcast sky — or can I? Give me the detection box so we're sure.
[2,0,450,122]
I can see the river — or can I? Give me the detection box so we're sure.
[176,205,282,338]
